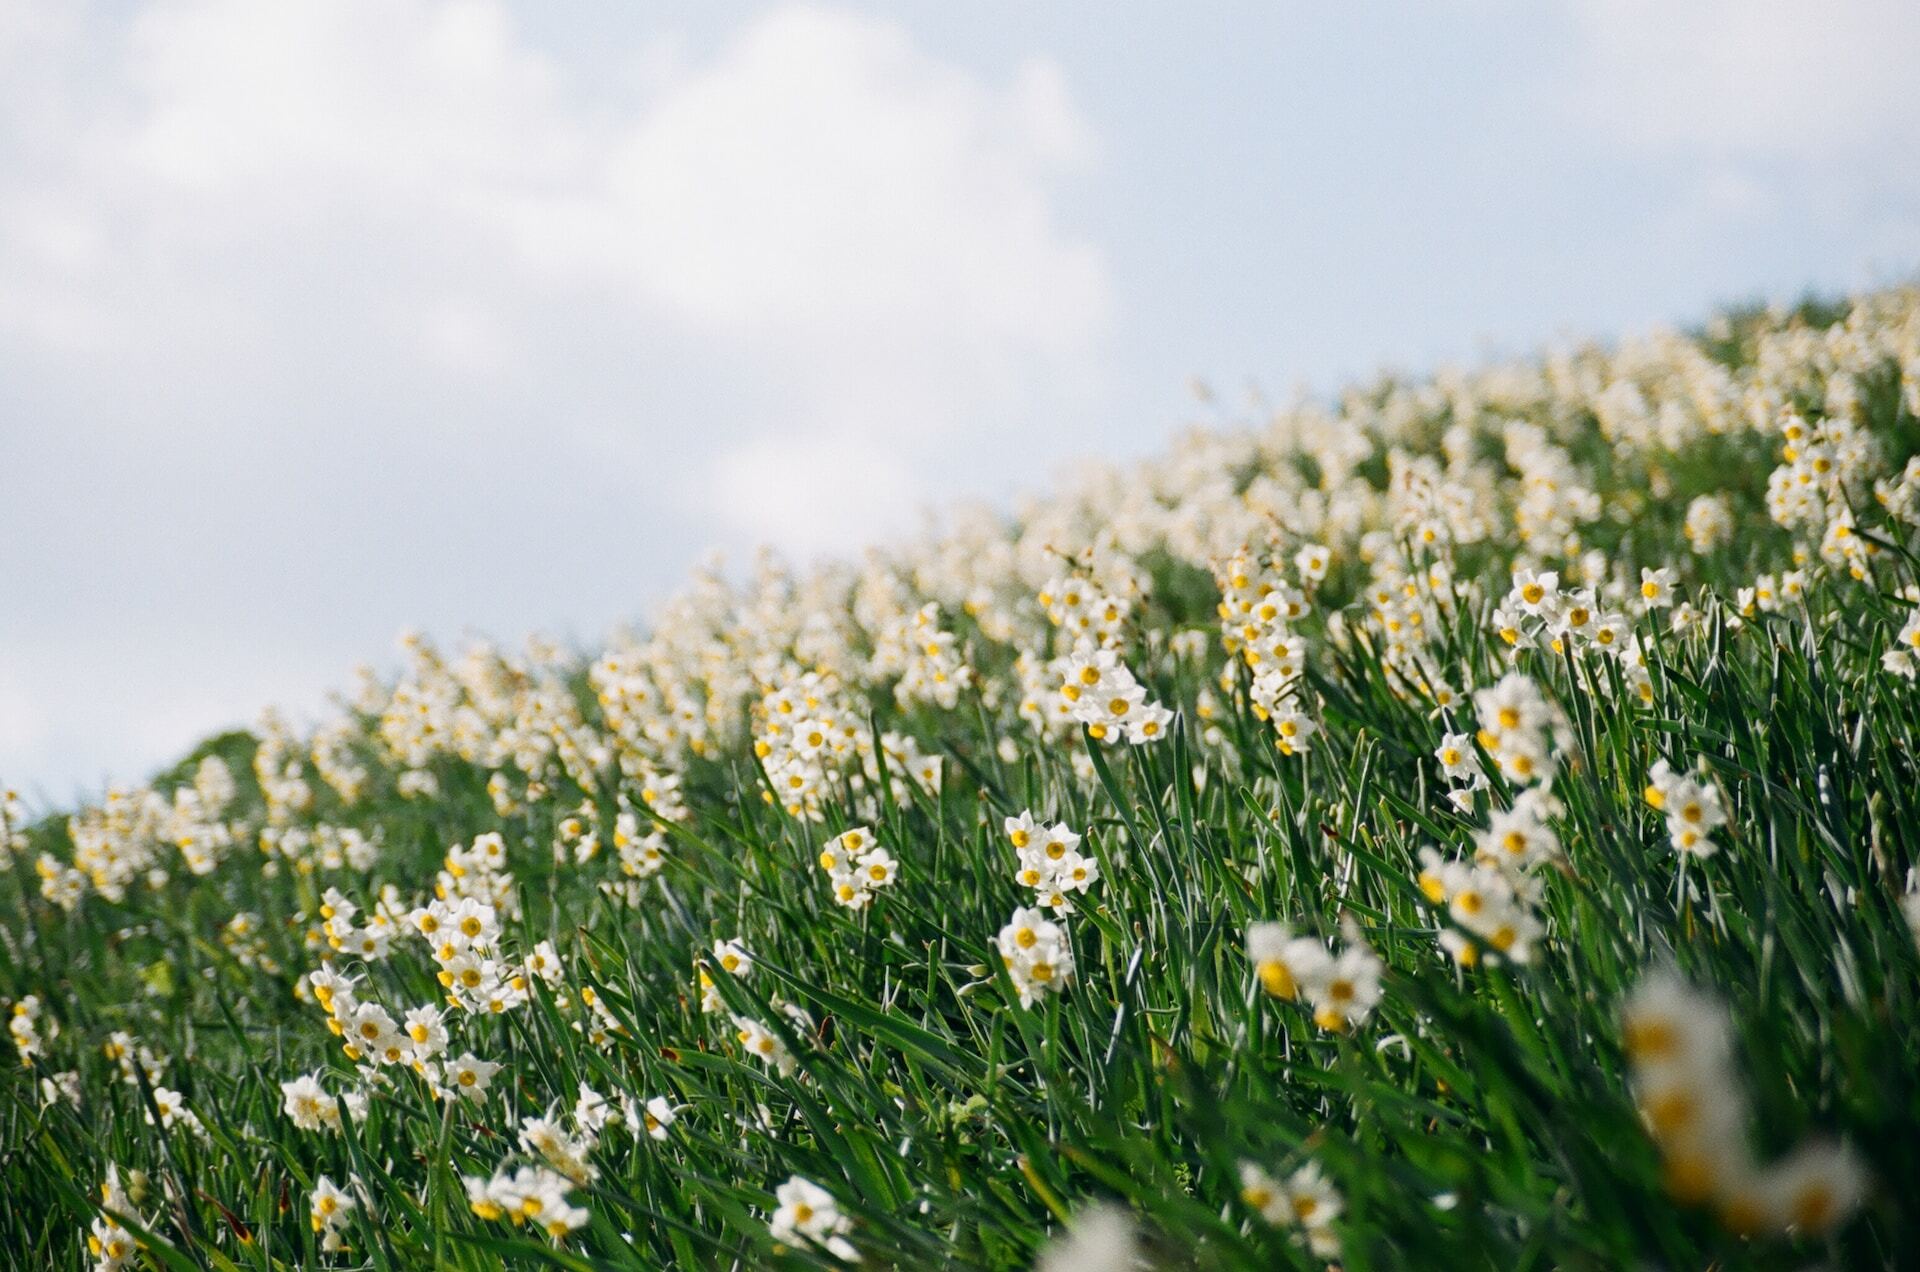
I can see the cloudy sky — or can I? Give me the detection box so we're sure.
[4,0,1917,801]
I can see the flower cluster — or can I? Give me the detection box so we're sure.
[1239,1157,1343,1260]
[88,1168,140,1272]
[1471,672,1565,788]
[36,850,86,910]
[0,786,28,857]
[1215,546,1314,669]
[1216,546,1327,757]
[281,1071,368,1133]
[729,993,816,1079]
[219,910,278,972]
[1058,646,1174,745]
[573,983,628,1052]
[65,789,170,904]
[699,938,753,1013]
[1353,545,1463,694]
[769,1175,857,1262]
[755,670,866,821]
[1248,671,1320,758]
[1003,811,1098,912]
[518,1103,601,1186]
[732,1014,798,1075]
[102,1032,166,1087]
[615,1089,678,1142]
[589,800,673,901]
[309,1175,358,1253]
[436,830,521,919]
[1246,922,1384,1032]
[1765,409,1878,551]
[884,602,973,709]
[10,994,47,1066]
[319,886,395,962]
[465,1164,590,1242]
[1416,787,1560,967]
[1645,759,1729,858]
[1508,421,1602,553]
[996,906,1076,1007]
[406,892,528,1016]
[816,826,898,910]
[1683,494,1734,552]
[1040,571,1139,649]
[143,1085,206,1139]
[1623,973,1865,1237]
[1492,567,1651,697]
[1882,603,1920,679]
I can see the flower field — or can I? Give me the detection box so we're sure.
[7,289,1920,1269]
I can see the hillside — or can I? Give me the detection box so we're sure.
[7,289,1920,1269]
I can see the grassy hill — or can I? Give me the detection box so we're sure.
[6,290,1920,1269]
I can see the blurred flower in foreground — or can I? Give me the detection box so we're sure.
[1034,1203,1144,1272]
[1623,971,1866,1238]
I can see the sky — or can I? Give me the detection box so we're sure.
[3,0,1917,803]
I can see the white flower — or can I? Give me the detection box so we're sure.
[1511,567,1560,615]
[442,1052,502,1101]
[1434,731,1482,785]
[996,906,1076,1007]
[524,940,565,987]
[1246,922,1331,1002]
[821,830,900,910]
[575,1085,617,1135]
[712,939,753,978]
[39,1069,81,1109]
[1266,701,1319,757]
[465,1164,589,1240]
[630,1094,677,1141]
[1305,943,1384,1033]
[1647,757,1727,857]
[145,1086,207,1138]
[310,1174,358,1253]
[281,1072,365,1133]
[1033,1202,1142,1271]
[1241,1158,1343,1259]
[769,1175,857,1262]
[1639,566,1677,609]
[733,1014,797,1076]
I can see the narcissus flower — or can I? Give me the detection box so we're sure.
[1240,1157,1344,1259]
[996,906,1076,1007]
[1622,971,1868,1235]
[769,1175,857,1262]
[310,1174,358,1252]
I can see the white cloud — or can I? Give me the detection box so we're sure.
[539,14,1100,332]
[0,0,1108,523]
[711,432,922,559]
[1549,0,1920,290]
[492,6,1111,544]
[0,0,1111,789]
[1565,0,1920,160]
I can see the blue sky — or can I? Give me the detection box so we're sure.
[3,0,1916,800]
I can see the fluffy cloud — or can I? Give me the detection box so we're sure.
[1564,0,1920,159]
[0,0,1108,531]
[0,0,1111,789]
[1539,0,1920,289]
[504,6,1111,548]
